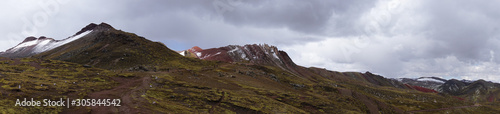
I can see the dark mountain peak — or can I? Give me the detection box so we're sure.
[364,71,374,75]
[22,36,38,43]
[98,22,114,29]
[20,36,55,44]
[439,79,469,95]
[76,22,115,35]
[38,36,55,41]
[77,23,98,33]
[34,24,186,69]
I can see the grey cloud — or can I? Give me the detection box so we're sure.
[3,0,500,82]
[219,0,377,35]
[418,0,500,62]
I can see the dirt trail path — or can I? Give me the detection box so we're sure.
[88,75,151,114]
[407,104,480,114]
[209,91,226,113]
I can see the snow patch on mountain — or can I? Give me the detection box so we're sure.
[227,46,249,60]
[14,39,39,49]
[7,30,92,55]
[416,77,446,83]
[228,47,240,53]
[200,54,210,59]
[34,30,92,53]
[394,78,403,82]
[241,53,249,60]
[271,50,280,60]
[195,52,202,57]
[179,51,186,56]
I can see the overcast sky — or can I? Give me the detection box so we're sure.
[1,0,500,82]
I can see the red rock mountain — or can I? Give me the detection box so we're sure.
[188,46,203,53]
[180,44,298,73]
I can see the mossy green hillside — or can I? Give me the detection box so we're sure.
[0,57,118,113]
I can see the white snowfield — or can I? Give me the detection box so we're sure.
[9,30,93,54]
[416,77,446,83]
[228,47,249,60]
[270,49,280,60]
[195,52,202,57]
[179,51,186,56]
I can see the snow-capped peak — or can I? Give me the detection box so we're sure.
[34,30,92,53]
[0,30,93,58]
[0,22,115,58]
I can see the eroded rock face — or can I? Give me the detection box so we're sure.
[76,22,114,35]
[182,44,297,69]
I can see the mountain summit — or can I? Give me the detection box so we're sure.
[179,44,297,70]
[32,23,196,69]
[192,44,295,67]
[75,22,114,35]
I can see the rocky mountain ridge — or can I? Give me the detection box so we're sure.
[399,76,500,102]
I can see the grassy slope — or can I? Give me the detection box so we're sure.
[2,56,500,113]
[0,57,117,113]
